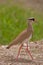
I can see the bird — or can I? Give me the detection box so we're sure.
[6,17,37,60]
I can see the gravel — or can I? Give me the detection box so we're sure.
[0,40,43,65]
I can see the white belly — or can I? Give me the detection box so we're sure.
[23,34,32,44]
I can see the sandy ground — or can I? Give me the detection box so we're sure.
[0,40,43,65]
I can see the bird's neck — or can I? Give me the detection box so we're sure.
[27,22,33,32]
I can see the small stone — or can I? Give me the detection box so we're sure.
[23,43,27,46]
[8,63,11,65]
[39,55,42,58]
[33,57,36,59]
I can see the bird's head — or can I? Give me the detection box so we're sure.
[27,17,37,24]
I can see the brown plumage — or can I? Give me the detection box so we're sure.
[6,17,36,60]
[7,20,33,47]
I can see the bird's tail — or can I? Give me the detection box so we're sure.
[6,39,19,49]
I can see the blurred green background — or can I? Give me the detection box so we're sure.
[0,0,43,45]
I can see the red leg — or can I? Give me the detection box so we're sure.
[16,44,23,60]
[26,44,33,60]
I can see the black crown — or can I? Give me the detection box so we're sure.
[28,17,35,21]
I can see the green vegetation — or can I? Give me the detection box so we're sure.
[0,5,43,45]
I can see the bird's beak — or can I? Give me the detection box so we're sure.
[35,19,38,24]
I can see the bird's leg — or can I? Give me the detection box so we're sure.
[16,44,23,60]
[26,43,33,60]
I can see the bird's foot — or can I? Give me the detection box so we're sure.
[15,56,19,61]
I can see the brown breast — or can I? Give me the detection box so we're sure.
[14,29,33,44]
